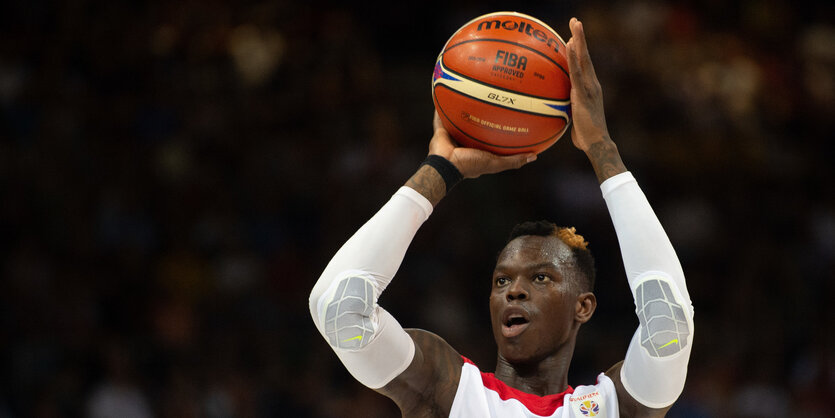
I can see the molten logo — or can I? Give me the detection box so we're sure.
[476,19,562,54]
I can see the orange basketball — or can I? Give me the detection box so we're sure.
[432,12,571,155]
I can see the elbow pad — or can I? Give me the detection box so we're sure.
[621,272,694,408]
[319,272,378,351]
[313,270,415,389]
[632,273,692,358]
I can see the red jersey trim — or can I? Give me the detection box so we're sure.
[461,356,574,416]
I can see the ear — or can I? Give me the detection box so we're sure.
[575,292,597,324]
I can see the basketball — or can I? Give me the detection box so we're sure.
[432,12,571,155]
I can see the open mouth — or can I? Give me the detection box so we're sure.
[505,316,529,327]
[502,313,530,338]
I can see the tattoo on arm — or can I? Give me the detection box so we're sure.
[586,140,627,184]
[405,165,447,207]
[378,329,463,416]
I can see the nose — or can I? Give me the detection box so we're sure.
[507,278,528,301]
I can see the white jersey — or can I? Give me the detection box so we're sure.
[450,358,619,418]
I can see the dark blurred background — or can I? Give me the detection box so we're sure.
[1,0,833,416]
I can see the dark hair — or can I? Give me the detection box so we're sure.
[506,220,596,292]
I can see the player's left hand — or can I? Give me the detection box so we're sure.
[566,17,611,153]
[428,112,536,179]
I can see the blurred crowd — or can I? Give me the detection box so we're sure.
[1,0,833,417]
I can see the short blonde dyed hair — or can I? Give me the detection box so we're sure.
[556,226,589,251]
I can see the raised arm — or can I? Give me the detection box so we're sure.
[566,18,694,417]
[309,115,533,412]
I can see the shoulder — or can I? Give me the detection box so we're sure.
[377,328,464,417]
[604,361,672,418]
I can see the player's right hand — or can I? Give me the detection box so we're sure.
[428,112,536,179]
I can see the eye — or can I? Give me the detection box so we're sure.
[533,273,550,283]
[495,277,510,286]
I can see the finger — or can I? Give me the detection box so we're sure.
[567,19,583,84]
[568,18,590,65]
[567,17,577,54]
[569,18,587,58]
[428,128,454,154]
[567,36,580,86]
[433,111,444,132]
[572,20,598,79]
[486,152,537,174]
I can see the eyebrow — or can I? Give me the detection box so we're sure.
[494,261,561,272]
[527,262,561,271]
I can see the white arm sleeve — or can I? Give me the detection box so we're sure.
[309,186,433,389]
[601,172,694,408]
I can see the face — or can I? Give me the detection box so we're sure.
[489,235,587,364]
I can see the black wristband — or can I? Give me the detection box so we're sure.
[420,155,463,193]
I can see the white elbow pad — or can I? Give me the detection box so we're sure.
[633,273,692,357]
[621,272,694,408]
[313,270,415,389]
[319,272,378,350]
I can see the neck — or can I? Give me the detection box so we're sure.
[493,338,576,396]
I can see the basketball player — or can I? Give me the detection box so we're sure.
[309,18,693,417]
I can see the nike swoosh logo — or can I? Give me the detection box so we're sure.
[342,335,363,343]
[658,339,679,349]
